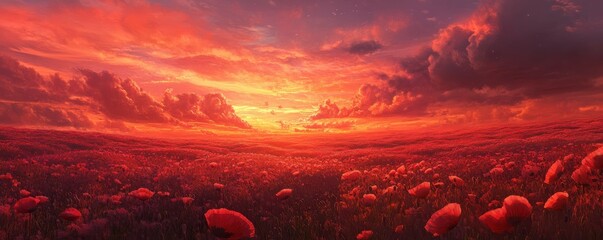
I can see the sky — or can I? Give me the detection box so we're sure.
[0,0,602,134]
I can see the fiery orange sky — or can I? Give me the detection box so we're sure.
[1,0,602,134]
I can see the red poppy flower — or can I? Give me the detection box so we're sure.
[60,208,82,221]
[571,165,592,184]
[341,170,362,181]
[181,197,194,205]
[394,224,404,233]
[0,173,12,181]
[502,195,532,225]
[448,176,464,187]
[479,208,512,234]
[35,195,49,204]
[581,146,603,169]
[544,192,569,210]
[544,160,564,184]
[14,197,40,213]
[489,167,504,176]
[424,203,462,236]
[396,165,406,174]
[276,188,293,200]
[204,208,255,240]
[128,188,154,201]
[361,194,377,206]
[19,189,31,197]
[408,182,430,198]
[214,183,225,190]
[356,230,373,240]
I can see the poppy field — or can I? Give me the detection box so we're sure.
[0,118,602,239]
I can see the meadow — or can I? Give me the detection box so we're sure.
[0,118,602,239]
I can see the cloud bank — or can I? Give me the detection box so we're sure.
[0,56,251,129]
[312,0,603,122]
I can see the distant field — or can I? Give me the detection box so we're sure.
[1,118,602,239]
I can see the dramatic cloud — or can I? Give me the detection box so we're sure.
[0,56,250,129]
[0,102,94,128]
[313,0,603,121]
[1,0,601,131]
[78,70,170,123]
[0,56,69,103]
[348,40,383,55]
[311,99,349,120]
[0,0,481,131]
[163,90,251,129]
[303,120,356,131]
[428,0,603,93]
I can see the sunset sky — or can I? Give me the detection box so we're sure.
[1,0,602,134]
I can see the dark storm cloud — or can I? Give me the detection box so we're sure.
[77,70,170,123]
[312,0,603,120]
[0,55,70,103]
[0,102,94,128]
[163,90,251,129]
[348,40,383,55]
[0,56,251,129]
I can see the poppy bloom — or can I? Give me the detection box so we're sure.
[563,154,574,163]
[489,167,504,176]
[571,165,592,184]
[394,224,404,233]
[181,197,194,205]
[14,197,40,213]
[544,192,569,211]
[356,230,373,240]
[479,208,512,234]
[424,203,462,236]
[448,176,464,187]
[35,195,49,204]
[0,173,12,181]
[276,188,293,200]
[382,186,396,194]
[581,146,603,169]
[128,188,154,201]
[214,183,225,190]
[502,195,532,225]
[504,162,516,169]
[110,195,123,204]
[408,182,430,199]
[60,208,82,221]
[204,208,255,240]
[19,189,31,197]
[544,160,564,184]
[396,165,406,174]
[157,191,171,197]
[361,194,377,206]
[341,170,362,181]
